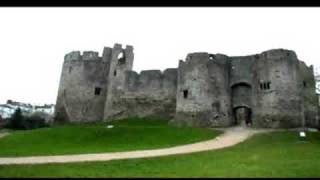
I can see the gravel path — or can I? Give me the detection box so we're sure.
[0,126,271,165]
[0,132,9,139]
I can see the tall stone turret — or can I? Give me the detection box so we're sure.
[251,49,302,127]
[103,44,134,120]
[173,53,231,127]
[54,50,108,122]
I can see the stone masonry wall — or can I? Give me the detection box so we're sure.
[106,68,177,120]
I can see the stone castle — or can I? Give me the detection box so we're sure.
[54,43,319,128]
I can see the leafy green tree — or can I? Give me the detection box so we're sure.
[9,108,25,129]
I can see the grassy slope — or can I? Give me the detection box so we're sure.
[0,131,319,177]
[0,118,220,157]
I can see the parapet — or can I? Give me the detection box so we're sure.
[124,68,177,98]
[113,43,122,49]
[182,52,230,66]
[163,68,178,75]
[125,45,134,51]
[64,44,134,63]
[260,49,298,59]
[64,51,81,61]
[82,51,99,61]
[113,43,134,53]
[64,51,101,61]
[140,70,162,79]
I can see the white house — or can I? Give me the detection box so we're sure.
[0,104,15,119]
[0,100,55,120]
[33,104,55,115]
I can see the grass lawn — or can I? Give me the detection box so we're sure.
[0,118,220,157]
[0,131,319,177]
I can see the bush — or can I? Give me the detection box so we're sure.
[25,115,49,129]
[7,108,25,129]
[7,108,49,130]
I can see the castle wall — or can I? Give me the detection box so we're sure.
[54,51,109,122]
[106,68,177,120]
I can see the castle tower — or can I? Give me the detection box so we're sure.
[173,53,231,127]
[54,50,109,122]
[250,49,302,127]
[103,43,134,120]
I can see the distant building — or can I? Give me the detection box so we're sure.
[33,104,55,115]
[0,100,55,119]
[0,104,15,119]
[6,100,33,115]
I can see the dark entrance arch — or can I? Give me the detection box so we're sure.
[231,82,253,127]
[233,106,252,126]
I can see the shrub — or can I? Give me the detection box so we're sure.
[7,108,50,130]
[7,108,25,129]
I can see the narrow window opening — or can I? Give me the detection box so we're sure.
[303,81,306,87]
[183,90,188,99]
[267,82,271,89]
[263,83,267,90]
[117,52,126,65]
[114,70,117,76]
[95,87,102,96]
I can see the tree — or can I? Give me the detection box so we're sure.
[9,108,25,129]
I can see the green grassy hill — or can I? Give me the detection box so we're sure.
[0,118,220,157]
[0,131,319,177]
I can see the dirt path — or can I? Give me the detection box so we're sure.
[0,132,9,139]
[0,126,271,165]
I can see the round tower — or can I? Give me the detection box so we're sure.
[54,51,108,122]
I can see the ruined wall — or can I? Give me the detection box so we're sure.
[299,61,319,127]
[103,44,134,120]
[106,68,177,120]
[54,50,110,122]
[173,53,231,127]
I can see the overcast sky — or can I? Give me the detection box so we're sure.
[0,7,319,105]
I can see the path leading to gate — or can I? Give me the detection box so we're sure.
[0,126,271,165]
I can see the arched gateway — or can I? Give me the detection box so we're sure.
[231,82,252,127]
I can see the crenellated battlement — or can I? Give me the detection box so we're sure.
[125,68,177,95]
[127,68,177,82]
[64,51,101,61]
